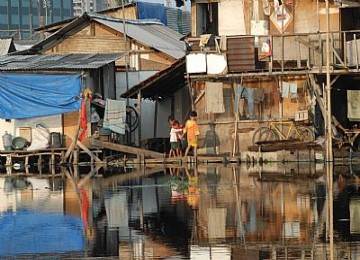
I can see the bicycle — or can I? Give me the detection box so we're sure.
[252,119,315,145]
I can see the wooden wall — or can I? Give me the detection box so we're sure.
[193,75,310,153]
[45,22,176,70]
[45,23,128,54]
[191,0,340,36]
[100,6,138,20]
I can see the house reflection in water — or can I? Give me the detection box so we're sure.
[76,163,359,259]
[0,163,359,259]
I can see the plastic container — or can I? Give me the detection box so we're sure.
[2,131,12,151]
[49,132,62,148]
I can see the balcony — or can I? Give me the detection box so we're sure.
[186,30,360,78]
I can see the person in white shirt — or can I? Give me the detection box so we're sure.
[169,120,183,157]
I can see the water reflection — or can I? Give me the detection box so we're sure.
[0,163,359,259]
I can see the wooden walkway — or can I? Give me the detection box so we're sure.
[3,139,357,170]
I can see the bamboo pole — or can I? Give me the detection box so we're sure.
[232,75,243,156]
[325,0,333,161]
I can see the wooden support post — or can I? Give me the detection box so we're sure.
[269,36,273,74]
[38,154,42,167]
[74,165,79,178]
[319,34,323,73]
[343,32,347,68]
[51,164,55,175]
[137,90,142,146]
[354,34,359,70]
[232,76,243,157]
[297,40,301,68]
[25,156,29,168]
[66,133,103,164]
[307,35,311,69]
[64,139,76,161]
[38,155,42,175]
[61,151,65,163]
[6,154,11,167]
[73,148,78,165]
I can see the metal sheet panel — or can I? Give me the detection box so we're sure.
[0,53,124,71]
[227,37,255,72]
[165,8,191,36]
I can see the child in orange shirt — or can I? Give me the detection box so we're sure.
[182,111,200,159]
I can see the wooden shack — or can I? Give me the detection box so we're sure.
[16,12,186,148]
[185,0,360,156]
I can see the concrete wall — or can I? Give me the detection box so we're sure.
[0,115,62,150]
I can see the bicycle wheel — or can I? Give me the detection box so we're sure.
[252,127,279,145]
[297,126,315,142]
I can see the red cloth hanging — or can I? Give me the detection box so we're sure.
[79,98,87,141]
[81,188,89,230]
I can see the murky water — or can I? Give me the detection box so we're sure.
[0,163,359,259]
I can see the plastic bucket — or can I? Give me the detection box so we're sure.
[12,137,27,150]
[50,132,62,148]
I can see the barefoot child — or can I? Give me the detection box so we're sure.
[182,111,200,159]
[169,120,183,157]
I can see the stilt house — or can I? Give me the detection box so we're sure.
[185,0,360,155]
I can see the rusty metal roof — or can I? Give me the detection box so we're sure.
[0,53,124,71]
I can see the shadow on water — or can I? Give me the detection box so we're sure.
[0,162,359,259]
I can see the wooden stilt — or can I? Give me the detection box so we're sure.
[66,133,103,164]
[25,155,29,168]
[61,151,65,163]
[73,148,79,165]
[6,154,11,167]
[38,154,42,168]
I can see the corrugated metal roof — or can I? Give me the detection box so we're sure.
[93,16,185,59]
[165,8,191,36]
[0,53,124,71]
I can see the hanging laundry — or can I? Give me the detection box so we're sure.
[205,82,225,114]
[289,82,298,98]
[347,90,360,121]
[234,85,245,113]
[281,82,290,98]
[103,99,127,134]
[263,0,270,15]
[261,39,272,57]
[247,88,256,119]
[199,34,213,48]
[234,85,264,119]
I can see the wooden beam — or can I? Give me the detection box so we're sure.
[102,141,164,158]
[295,37,321,53]
[66,133,103,164]
[308,74,326,119]
[194,90,205,104]
[77,165,103,188]
[99,167,161,188]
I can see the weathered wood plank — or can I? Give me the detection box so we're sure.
[102,142,164,158]
[66,134,103,163]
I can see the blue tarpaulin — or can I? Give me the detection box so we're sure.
[137,2,167,25]
[0,210,84,257]
[0,73,81,119]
